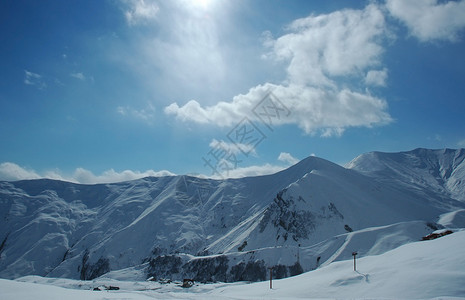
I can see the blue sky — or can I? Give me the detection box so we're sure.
[1,0,465,183]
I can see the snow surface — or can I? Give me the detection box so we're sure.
[438,209,465,228]
[2,230,465,299]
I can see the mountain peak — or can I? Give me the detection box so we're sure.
[278,155,345,177]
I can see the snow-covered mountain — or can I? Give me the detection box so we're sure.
[347,148,465,203]
[1,148,464,282]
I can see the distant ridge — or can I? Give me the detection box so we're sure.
[347,148,465,202]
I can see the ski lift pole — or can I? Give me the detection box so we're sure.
[268,267,273,289]
[352,252,358,271]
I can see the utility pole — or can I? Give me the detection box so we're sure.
[268,267,273,289]
[352,252,358,271]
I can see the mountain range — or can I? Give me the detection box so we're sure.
[1,148,464,282]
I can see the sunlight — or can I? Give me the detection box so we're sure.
[191,0,213,10]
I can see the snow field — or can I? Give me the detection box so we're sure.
[3,230,465,299]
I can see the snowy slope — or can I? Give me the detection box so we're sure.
[128,220,437,283]
[2,230,465,299]
[1,148,465,282]
[347,148,465,202]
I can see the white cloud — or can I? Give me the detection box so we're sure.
[117,102,156,123]
[269,4,388,87]
[24,70,46,89]
[0,161,283,182]
[458,139,465,148]
[278,152,299,165]
[70,72,86,81]
[366,68,388,86]
[24,70,41,83]
[117,106,127,116]
[70,168,174,184]
[0,162,174,184]
[386,0,465,42]
[1,152,307,183]
[164,4,392,136]
[0,162,41,181]
[210,151,304,179]
[166,83,391,136]
[165,101,213,124]
[213,163,285,179]
[124,0,159,26]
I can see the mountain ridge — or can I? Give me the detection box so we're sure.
[346,147,465,202]
[1,148,464,281]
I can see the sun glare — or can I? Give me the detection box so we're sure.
[191,0,213,10]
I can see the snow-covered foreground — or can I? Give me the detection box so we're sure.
[3,230,465,299]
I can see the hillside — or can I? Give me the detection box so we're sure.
[2,230,465,299]
[1,148,464,282]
